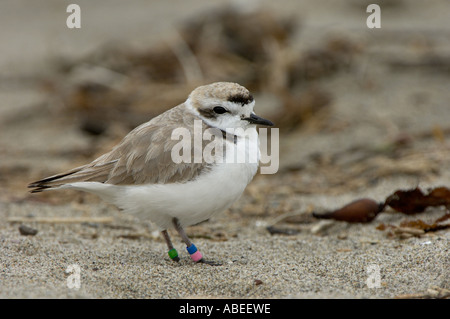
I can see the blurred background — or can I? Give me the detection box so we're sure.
[1,0,450,212]
[1,0,450,299]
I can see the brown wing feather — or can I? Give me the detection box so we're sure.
[28,104,212,192]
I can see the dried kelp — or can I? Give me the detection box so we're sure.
[313,187,450,232]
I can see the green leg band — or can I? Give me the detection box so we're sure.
[168,248,179,260]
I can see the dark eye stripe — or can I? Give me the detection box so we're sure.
[198,108,216,119]
[213,106,228,114]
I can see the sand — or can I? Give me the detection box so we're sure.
[0,0,449,299]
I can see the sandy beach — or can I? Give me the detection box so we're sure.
[0,0,449,299]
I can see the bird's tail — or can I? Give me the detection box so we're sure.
[28,165,87,193]
[28,160,116,193]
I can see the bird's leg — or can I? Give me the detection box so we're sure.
[161,230,179,262]
[172,218,202,262]
[172,218,221,266]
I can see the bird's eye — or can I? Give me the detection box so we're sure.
[213,106,228,114]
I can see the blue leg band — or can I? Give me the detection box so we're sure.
[186,244,198,255]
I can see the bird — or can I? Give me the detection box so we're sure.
[28,82,274,265]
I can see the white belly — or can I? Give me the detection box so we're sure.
[119,161,257,229]
[62,131,260,230]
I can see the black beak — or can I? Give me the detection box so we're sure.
[244,113,274,126]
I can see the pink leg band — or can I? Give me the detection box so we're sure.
[190,250,203,262]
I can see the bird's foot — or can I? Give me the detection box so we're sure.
[186,244,222,266]
[168,248,180,262]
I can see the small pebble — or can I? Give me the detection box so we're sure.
[337,233,348,240]
[254,279,263,286]
[18,225,38,236]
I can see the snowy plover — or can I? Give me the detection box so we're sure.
[29,82,274,264]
